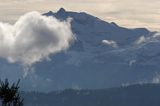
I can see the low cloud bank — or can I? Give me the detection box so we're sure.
[0,11,75,66]
[102,40,118,48]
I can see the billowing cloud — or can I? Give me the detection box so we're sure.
[0,11,75,66]
[102,39,118,48]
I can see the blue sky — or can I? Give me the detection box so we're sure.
[0,0,159,31]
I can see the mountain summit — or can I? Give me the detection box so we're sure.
[57,8,66,13]
[0,8,159,91]
[44,8,150,46]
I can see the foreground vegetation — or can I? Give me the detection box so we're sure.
[0,79,23,106]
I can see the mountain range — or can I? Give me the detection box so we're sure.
[0,8,160,92]
[22,83,160,106]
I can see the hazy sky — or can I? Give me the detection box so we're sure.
[0,0,160,31]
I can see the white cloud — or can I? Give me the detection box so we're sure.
[153,33,160,38]
[0,11,75,66]
[129,60,136,66]
[152,73,160,84]
[102,40,118,48]
[135,36,146,45]
[135,33,160,47]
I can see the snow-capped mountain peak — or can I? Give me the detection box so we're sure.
[0,8,159,92]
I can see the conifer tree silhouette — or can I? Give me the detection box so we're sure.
[0,79,23,106]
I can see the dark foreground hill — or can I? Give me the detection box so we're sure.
[22,83,160,106]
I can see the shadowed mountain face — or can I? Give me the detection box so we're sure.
[0,8,159,92]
